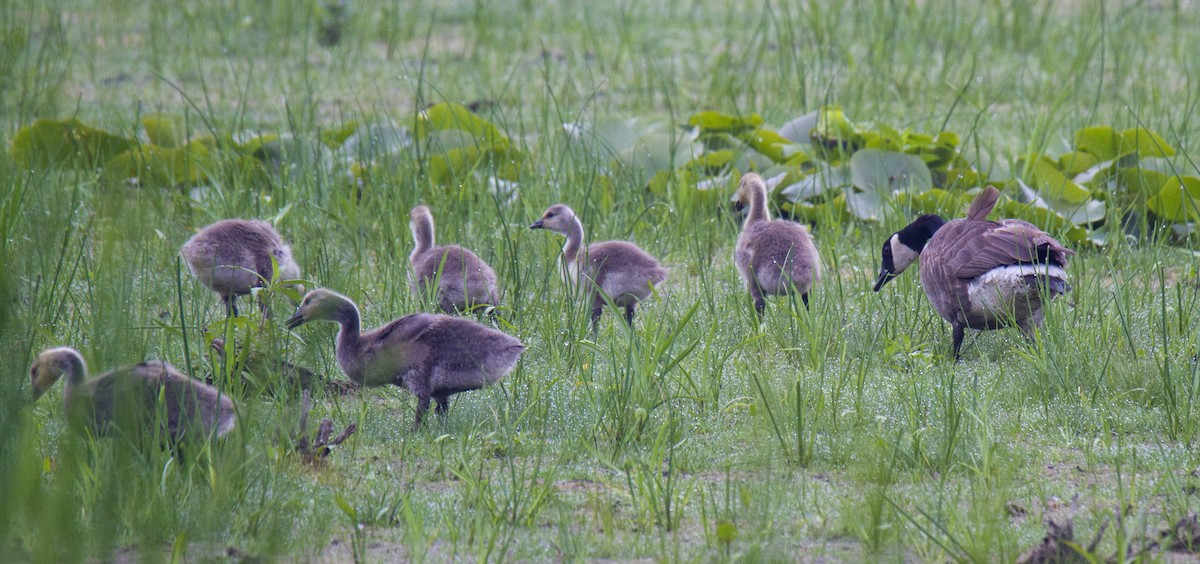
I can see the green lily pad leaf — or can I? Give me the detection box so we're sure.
[739,128,799,163]
[140,113,187,148]
[1119,127,1174,158]
[844,189,885,221]
[1016,178,1106,225]
[338,122,411,162]
[687,111,763,133]
[1116,166,1171,197]
[1058,151,1100,177]
[102,140,215,188]
[1027,160,1091,204]
[321,120,360,149]
[777,110,818,143]
[1147,176,1200,223]
[244,134,334,174]
[1072,153,1140,186]
[615,131,697,187]
[1075,126,1119,160]
[12,118,133,170]
[849,148,932,194]
[416,102,507,145]
[778,164,849,203]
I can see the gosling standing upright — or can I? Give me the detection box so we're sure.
[530,204,668,328]
[30,347,237,442]
[286,289,524,429]
[734,173,821,314]
[408,205,499,314]
[182,219,301,315]
[873,186,1074,359]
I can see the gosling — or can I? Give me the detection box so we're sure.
[181,219,301,315]
[409,205,499,314]
[529,204,668,328]
[30,347,237,442]
[285,288,524,429]
[734,173,821,314]
[873,185,1074,359]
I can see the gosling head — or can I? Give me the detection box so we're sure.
[873,214,945,292]
[29,347,86,402]
[734,173,766,206]
[286,288,353,330]
[529,204,577,234]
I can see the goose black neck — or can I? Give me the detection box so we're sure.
[898,214,946,253]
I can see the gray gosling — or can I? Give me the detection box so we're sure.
[30,347,237,441]
[873,185,1074,359]
[734,173,821,314]
[529,204,668,328]
[181,219,301,315]
[409,205,499,314]
[285,288,524,429]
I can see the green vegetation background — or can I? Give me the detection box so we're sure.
[2,0,1199,561]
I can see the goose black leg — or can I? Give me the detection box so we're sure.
[952,324,966,361]
[434,395,450,419]
[624,305,636,326]
[801,293,810,311]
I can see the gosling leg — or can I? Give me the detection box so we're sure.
[801,293,810,311]
[434,394,450,419]
[413,394,431,430]
[590,305,603,333]
[623,305,636,326]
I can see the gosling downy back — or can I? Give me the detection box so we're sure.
[30,347,237,442]
[181,219,301,315]
[408,205,499,313]
[733,173,821,313]
[873,186,1074,358]
[529,204,668,327]
[285,288,524,428]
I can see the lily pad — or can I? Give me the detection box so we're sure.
[1147,176,1200,223]
[687,111,763,133]
[849,149,932,194]
[12,118,133,170]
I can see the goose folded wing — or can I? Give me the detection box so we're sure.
[952,223,1074,280]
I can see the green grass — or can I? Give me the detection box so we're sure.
[3,0,1200,561]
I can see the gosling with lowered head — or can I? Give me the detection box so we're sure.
[408,205,499,314]
[285,288,524,429]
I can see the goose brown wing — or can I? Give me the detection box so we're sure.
[951,221,1074,279]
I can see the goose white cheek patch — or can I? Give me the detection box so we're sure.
[889,234,920,273]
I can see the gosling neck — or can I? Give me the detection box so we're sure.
[744,183,771,226]
[332,298,364,357]
[410,213,435,261]
[561,215,585,264]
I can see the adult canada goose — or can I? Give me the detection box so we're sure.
[529,204,668,328]
[285,289,524,429]
[734,173,821,314]
[408,205,499,314]
[181,219,301,315]
[29,347,237,441]
[873,186,1074,359]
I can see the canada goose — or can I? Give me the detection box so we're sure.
[873,186,1074,359]
[409,205,499,314]
[181,219,301,315]
[29,347,237,441]
[734,173,821,314]
[285,288,524,428]
[529,204,668,328]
